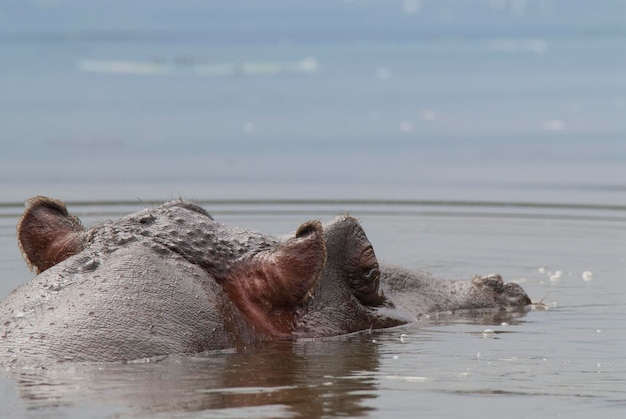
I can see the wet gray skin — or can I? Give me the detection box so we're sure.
[0,197,530,366]
[296,216,531,337]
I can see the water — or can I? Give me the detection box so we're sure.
[1,202,625,418]
[1,0,625,204]
[1,0,625,417]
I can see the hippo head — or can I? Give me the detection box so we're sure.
[16,197,328,342]
[7,197,532,363]
[294,215,403,337]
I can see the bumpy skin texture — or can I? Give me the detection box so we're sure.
[0,197,530,366]
[378,267,531,322]
[1,198,326,366]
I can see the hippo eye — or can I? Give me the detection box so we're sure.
[363,267,380,283]
[352,264,383,306]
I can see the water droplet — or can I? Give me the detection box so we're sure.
[80,259,100,273]
[482,329,496,338]
[549,270,562,282]
[405,376,427,382]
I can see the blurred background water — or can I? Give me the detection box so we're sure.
[1,1,625,418]
[1,0,624,204]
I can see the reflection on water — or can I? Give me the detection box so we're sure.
[5,311,532,418]
[14,336,384,418]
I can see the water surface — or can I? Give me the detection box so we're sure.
[1,201,625,418]
[1,1,625,417]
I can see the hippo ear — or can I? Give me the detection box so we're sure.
[222,220,327,337]
[17,196,86,274]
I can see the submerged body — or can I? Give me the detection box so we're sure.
[0,197,530,366]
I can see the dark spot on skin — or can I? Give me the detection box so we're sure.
[138,214,155,224]
[150,244,170,255]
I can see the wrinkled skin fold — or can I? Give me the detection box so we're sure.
[0,197,531,366]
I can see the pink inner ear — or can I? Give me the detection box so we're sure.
[17,196,86,274]
[221,221,326,338]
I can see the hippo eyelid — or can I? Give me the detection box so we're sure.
[363,267,380,282]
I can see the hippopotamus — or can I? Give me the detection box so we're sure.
[0,197,530,366]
